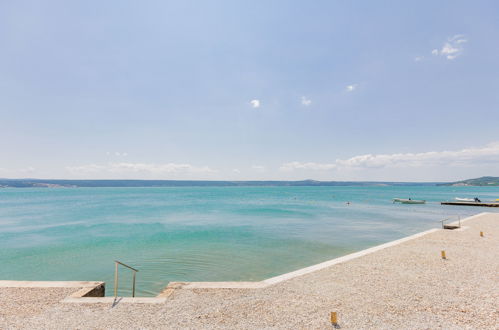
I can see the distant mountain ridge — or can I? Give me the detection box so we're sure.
[0,179,440,188]
[438,176,499,186]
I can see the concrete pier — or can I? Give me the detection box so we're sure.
[441,201,499,207]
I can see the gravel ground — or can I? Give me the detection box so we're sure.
[1,213,498,329]
[0,288,75,328]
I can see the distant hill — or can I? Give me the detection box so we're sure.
[0,179,440,188]
[439,176,499,186]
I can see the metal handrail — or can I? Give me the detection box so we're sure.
[114,260,139,298]
[439,215,461,229]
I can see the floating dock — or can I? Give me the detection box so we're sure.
[441,201,499,207]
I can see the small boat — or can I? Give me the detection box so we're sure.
[455,197,474,202]
[400,199,426,204]
[393,198,426,204]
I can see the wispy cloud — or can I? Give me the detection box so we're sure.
[107,151,128,157]
[66,162,215,175]
[345,84,357,92]
[252,165,265,171]
[414,56,424,62]
[0,167,36,175]
[250,99,260,108]
[301,96,312,106]
[280,162,336,171]
[432,34,467,60]
[280,142,499,171]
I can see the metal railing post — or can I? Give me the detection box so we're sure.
[132,271,136,297]
[114,261,119,298]
[113,260,139,298]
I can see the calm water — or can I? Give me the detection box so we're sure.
[1,186,498,296]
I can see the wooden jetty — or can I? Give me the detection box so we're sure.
[441,201,499,207]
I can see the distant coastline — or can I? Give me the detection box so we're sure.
[0,179,442,188]
[1,176,496,188]
[437,176,499,187]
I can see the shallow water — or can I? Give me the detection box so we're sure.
[1,186,498,296]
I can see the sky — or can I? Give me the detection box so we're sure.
[1,0,498,182]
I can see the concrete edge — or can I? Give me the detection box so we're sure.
[169,227,441,289]
[69,282,105,298]
[263,228,441,285]
[0,280,108,303]
[0,281,163,304]
[0,281,104,288]
[167,212,489,290]
[164,281,266,290]
[62,297,167,304]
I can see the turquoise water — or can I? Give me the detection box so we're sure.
[1,186,498,296]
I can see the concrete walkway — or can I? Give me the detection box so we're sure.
[1,212,498,329]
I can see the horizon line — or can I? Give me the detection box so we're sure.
[0,178,449,183]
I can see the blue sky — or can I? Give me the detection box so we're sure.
[1,1,498,181]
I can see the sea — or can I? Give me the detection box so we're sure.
[1,185,498,296]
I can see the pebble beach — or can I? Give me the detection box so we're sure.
[1,212,498,329]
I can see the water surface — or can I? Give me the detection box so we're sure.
[1,186,498,296]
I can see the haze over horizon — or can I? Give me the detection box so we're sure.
[1,1,498,182]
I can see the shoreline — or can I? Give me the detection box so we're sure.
[1,212,498,328]
[1,214,476,295]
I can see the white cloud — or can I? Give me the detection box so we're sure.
[252,165,265,171]
[280,142,499,171]
[66,162,215,175]
[301,96,312,106]
[345,84,357,92]
[108,152,128,157]
[280,162,336,171]
[232,169,241,173]
[250,99,260,108]
[432,35,467,60]
[414,56,424,62]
